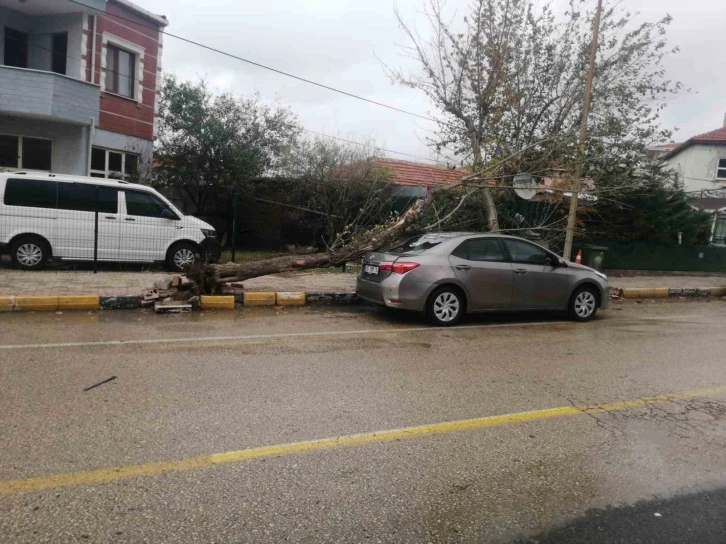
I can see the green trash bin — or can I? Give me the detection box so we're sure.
[581,244,608,271]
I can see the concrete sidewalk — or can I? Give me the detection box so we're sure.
[0,266,724,297]
[0,268,359,296]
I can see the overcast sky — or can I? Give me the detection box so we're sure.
[143,0,726,164]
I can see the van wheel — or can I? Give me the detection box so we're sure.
[426,286,465,326]
[10,236,49,270]
[569,286,599,322]
[167,242,199,272]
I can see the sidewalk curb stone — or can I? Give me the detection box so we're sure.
[0,286,722,311]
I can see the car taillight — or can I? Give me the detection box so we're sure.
[379,261,420,274]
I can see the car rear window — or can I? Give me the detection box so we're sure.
[387,235,446,255]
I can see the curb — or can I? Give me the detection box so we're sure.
[0,295,101,312]
[618,286,726,299]
[1,292,359,312]
[2,286,721,312]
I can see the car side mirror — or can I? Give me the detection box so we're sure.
[545,255,566,267]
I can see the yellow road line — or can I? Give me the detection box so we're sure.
[2,385,725,496]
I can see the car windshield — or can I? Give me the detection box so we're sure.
[387,234,447,255]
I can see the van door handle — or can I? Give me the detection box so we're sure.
[514,268,528,275]
[105,216,116,220]
[125,217,135,221]
[455,265,471,271]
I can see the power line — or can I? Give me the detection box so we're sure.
[9,35,442,165]
[300,129,442,164]
[65,0,442,124]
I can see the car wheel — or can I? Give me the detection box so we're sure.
[569,286,598,322]
[426,287,464,326]
[167,242,199,272]
[10,236,48,270]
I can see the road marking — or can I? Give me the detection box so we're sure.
[2,385,725,496]
[0,321,569,350]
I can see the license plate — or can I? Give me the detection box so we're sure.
[364,265,379,275]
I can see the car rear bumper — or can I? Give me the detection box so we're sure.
[356,276,426,312]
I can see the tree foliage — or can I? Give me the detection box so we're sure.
[389,0,685,232]
[585,166,713,245]
[280,137,395,248]
[155,75,301,215]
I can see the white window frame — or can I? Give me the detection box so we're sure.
[717,158,726,181]
[90,147,140,180]
[0,134,53,172]
[100,32,145,103]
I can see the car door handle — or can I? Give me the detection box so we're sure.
[455,265,471,271]
[125,217,136,221]
[514,268,528,275]
[105,216,116,220]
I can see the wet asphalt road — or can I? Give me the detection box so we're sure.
[1,300,726,543]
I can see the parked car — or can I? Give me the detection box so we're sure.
[0,172,220,272]
[357,233,610,326]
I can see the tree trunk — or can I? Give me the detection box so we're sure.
[482,188,499,232]
[470,130,499,232]
[191,195,432,291]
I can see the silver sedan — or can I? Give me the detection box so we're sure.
[356,233,610,326]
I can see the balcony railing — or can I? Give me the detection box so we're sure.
[0,65,100,125]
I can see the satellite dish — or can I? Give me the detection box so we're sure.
[513,174,537,200]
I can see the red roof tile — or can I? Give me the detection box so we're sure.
[376,159,467,187]
[662,126,726,160]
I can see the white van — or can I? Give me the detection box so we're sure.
[0,172,220,271]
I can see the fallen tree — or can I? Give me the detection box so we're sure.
[184,138,562,294]
[188,183,446,293]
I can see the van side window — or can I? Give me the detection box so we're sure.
[125,191,169,218]
[58,183,118,214]
[3,178,57,209]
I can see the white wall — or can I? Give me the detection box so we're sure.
[93,128,154,178]
[0,8,85,79]
[664,144,726,192]
[29,14,85,79]
[0,115,89,175]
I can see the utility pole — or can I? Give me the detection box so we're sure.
[563,0,603,261]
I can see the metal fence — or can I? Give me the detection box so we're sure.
[595,239,726,273]
[0,174,216,273]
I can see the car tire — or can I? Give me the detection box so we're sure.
[167,242,199,272]
[569,286,599,322]
[10,236,49,271]
[426,286,465,327]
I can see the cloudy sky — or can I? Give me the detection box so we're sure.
[143,0,726,164]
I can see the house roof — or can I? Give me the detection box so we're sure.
[111,0,169,27]
[648,143,680,151]
[376,159,468,187]
[661,126,726,161]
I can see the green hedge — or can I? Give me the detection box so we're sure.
[590,240,726,272]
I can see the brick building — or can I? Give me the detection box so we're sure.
[0,0,166,179]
